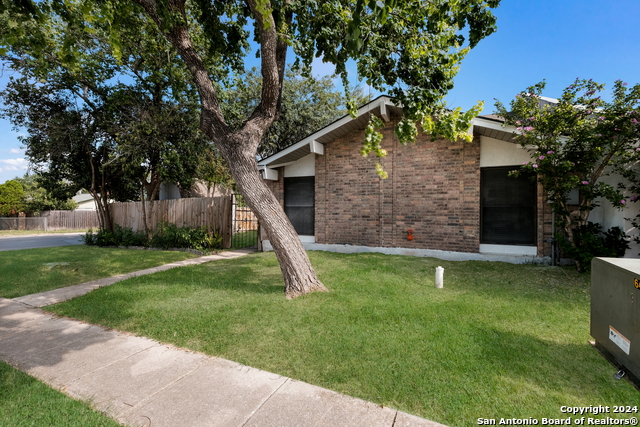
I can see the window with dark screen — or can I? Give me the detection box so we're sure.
[284,177,315,236]
[480,166,536,245]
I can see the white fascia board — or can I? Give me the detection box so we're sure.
[379,102,390,122]
[472,117,514,133]
[473,115,569,148]
[257,140,309,167]
[309,140,324,155]
[259,166,278,181]
[263,161,295,168]
[258,96,394,167]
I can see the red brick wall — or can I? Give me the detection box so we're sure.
[263,167,285,208]
[315,121,482,253]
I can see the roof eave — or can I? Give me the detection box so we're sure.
[258,95,396,170]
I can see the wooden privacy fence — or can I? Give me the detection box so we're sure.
[0,217,46,231]
[31,210,101,231]
[234,207,259,232]
[109,196,234,248]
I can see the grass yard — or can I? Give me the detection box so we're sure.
[0,246,196,299]
[230,229,258,249]
[48,251,638,426]
[0,361,122,427]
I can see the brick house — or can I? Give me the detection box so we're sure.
[258,96,638,262]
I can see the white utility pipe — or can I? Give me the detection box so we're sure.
[435,266,444,288]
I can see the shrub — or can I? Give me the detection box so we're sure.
[82,229,97,246]
[84,223,222,252]
[83,225,148,247]
[112,225,148,247]
[558,222,630,270]
[150,222,223,252]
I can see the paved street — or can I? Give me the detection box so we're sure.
[0,233,84,251]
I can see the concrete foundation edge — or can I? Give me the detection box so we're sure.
[261,240,552,265]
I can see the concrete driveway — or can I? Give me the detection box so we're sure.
[0,233,85,251]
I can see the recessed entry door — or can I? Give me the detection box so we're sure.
[481,166,537,245]
[284,177,315,236]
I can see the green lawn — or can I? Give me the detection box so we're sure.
[47,251,638,426]
[0,361,122,427]
[0,246,196,299]
[230,229,258,249]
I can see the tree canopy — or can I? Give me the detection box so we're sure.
[495,79,640,270]
[0,1,215,229]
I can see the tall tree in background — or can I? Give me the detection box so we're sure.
[14,174,78,214]
[225,67,370,159]
[193,147,235,197]
[1,0,501,298]
[0,78,140,230]
[0,179,25,216]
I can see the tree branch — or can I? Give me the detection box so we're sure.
[245,0,282,136]
[132,0,230,140]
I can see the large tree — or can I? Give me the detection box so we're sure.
[495,79,640,271]
[0,77,140,230]
[1,0,501,298]
[0,3,210,231]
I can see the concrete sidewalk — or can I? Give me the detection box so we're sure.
[0,251,446,427]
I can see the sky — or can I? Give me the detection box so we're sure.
[0,0,638,185]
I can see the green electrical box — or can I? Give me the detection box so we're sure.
[591,258,640,380]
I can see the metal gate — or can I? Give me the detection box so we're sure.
[231,195,259,249]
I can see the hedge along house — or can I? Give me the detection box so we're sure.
[257,96,640,263]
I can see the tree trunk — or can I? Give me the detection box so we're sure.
[219,141,328,299]
[133,0,326,298]
[101,192,114,232]
[560,196,594,273]
[141,185,150,237]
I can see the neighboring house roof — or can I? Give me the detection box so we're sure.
[257,95,542,176]
[72,193,96,210]
[72,193,94,204]
[478,95,559,125]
